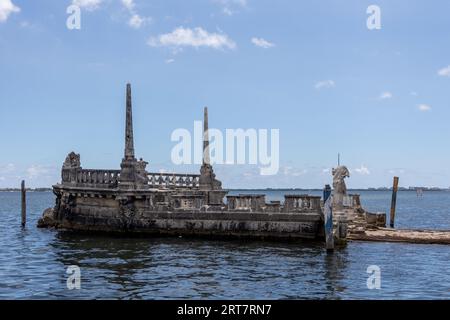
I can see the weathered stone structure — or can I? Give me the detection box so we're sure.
[332,165,350,209]
[38,84,330,241]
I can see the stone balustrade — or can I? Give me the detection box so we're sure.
[226,194,321,213]
[62,168,120,187]
[61,169,200,189]
[147,172,200,189]
[226,194,266,211]
[283,195,321,212]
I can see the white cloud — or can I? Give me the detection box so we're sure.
[27,165,50,179]
[222,7,233,16]
[128,14,146,29]
[418,104,431,112]
[121,0,150,29]
[0,163,15,173]
[213,0,247,16]
[354,165,370,175]
[165,58,175,64]
[410,91,418,96]
[379,91,392,100]
[280,166,307,177]
[251,37,275,49]
[72,0,103,11]
[315,80,335,90]
[26,165,59,181]
[219,0,247,5]
[121,0,135,11]
[148,27,236,50]
[438,65,450,77]
[0,0,20,23]
[388,169,405,175]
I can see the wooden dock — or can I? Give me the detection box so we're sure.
[348,227,450,245]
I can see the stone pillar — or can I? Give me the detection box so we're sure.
[203,106,210,166]
[119,83,149,189]
[124,83,135,160]
[198,107,227,205]
[120,84,137,189]
[62,152,81,185]
[199,106,222,191]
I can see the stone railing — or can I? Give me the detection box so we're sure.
[343,194,361,208]
[147,172,200,189]
[283,195,321,212]
[226,194,266,211]
[61,169,200,189]
[62,168,120,188]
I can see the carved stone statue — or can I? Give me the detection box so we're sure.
[332,165,350,208]
[136,158,149,186]
[63,152,81,169]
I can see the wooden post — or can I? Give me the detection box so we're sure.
[389,176,399,228]
[21,180,26,227]
[323,184,334,251]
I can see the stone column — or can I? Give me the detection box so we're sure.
[124,83,135,160]
[198,107,226,205]
[119,84,149,190]
[203,106,210,166]
[199,107,221,191]
[119,83,138,189]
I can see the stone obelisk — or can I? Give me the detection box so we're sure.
[119,83,138,189]
[199,107,221,191]
[203,107,210,166]
[124,83,135,161]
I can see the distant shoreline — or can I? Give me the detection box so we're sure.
[229,188,450,192]
[0,187,448,192]
[0,188,52,192]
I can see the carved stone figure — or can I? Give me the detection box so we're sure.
[63,152,81,169]
[332,165,350,208]
[136,158,149,185]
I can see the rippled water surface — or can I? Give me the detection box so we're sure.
[0,191,449,299]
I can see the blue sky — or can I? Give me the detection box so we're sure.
[1,0,450,188]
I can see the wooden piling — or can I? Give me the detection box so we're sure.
[389,176,399,228]
[323,184,334,251]
[21,180,26,227]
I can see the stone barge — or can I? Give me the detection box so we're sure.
[38,84,336,242]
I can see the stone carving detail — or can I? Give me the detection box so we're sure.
[119,197,135,220]
[199,164,222,190]
[147,173,200,188]
[63,152,81,169]
[136,158,149,185]
[332,165,350,208]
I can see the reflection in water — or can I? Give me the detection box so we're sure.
[52,232,156,298]
[323,249,349,299]
[49,232,354,299]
